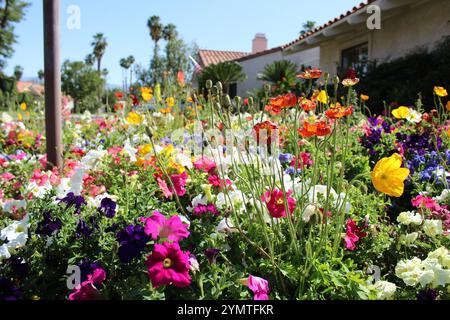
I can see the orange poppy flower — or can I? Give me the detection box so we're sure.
[298,119,332,138]
[268,93,297,109]
[325,103,354,119]
[298,98,317,111]
[297,68,323,80]
[265,104,282,115]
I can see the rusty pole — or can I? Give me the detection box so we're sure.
[43,0,63,170]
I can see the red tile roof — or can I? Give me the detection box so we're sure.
[198,50,250,67]
[235,1,378,62]
[283,0,377,49]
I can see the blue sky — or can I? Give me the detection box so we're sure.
[5,0,363,85]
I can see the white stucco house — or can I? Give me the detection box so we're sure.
[195,0,450,97]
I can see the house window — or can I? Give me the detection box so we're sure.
[341,43,369,76]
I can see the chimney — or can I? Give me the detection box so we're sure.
[252,33,268,54]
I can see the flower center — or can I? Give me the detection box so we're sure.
[163,258,173,268]
[276,198,284,205]
[380,173,388,180]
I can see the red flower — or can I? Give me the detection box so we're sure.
[115,92,124,99]
[261,189,296,218]
[325,103,354,119]
[298,98,317,111]
[253,121,278,145]
[344,219,368,251]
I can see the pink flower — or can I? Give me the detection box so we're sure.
[193,156,217,174]
[261,189,296,218]
[107,146,123,156]
[193,204,220,217]
[68,268,106,301]
[248,275,270,300]
[157,177,173,198]
[140,211,190,242]
[344,219,368,251]
[291,152,313,169]
[170,172,188,197]
[412,195,440,211]
[208,175,232,189]
[1,172,15,181]
[145,242,191,288]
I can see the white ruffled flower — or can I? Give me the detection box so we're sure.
[395,257,433,287]
[81,149,107,170]
[434,189,450,203]
[400,232,419,245]
[374,281,397,300]
[174,152,193,169]
[122,139,138,162]
[397,211,423,226]
[406,109,422,124]
[1,112,13,123]
[423,220,443,238]
[26,181,53,199]
[0,244,11,262]
[0,216,30,253]
[302,204,318,223]
[216,218,238,234]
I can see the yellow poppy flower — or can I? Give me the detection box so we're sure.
[392,107,410,119]
[18,113,23,121]
[166,97,175,107]
[446,101,450,111]
[126,111,144,125]
[139,144,152,156]
[371,153,410,197]
[20,102,27,111]
[317,90,328,104]
[434,86,448,97]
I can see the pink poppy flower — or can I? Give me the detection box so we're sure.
[68,268,106,301]
[1,172,15,181]
[140,211,190,242]
[261,189,296,218]
[344,219,368,251]
[145,242,191,288]
[248,275,270,300]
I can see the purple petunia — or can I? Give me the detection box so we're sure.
[58,192,87,215]
[0,277,22,300]
[116,225,150,263]
[98,197,117,219]
[36,211,62,237]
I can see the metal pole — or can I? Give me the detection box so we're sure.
[43,0,63,169]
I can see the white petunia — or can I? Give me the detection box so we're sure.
[26,181,52,199]
[122,139,138,162]
[423,220,443,238]
[174,152,193,169]
[374,281,397,300]
[81,149,107,170]
[216,218,238,234]
[0,244,11,262]
[0,216,30,252]
[397,211,423,226]
[400,232,419,246]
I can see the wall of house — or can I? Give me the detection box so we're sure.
[236,51,283,97]
[236,47,320,97]
[318,0,450,76]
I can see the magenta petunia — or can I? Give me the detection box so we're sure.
[344,219,368,251]
[140,211,190,242]
[145,242,191,288]
[68,268,106,301]
[170,172,188,197]
[248,275,270,300]
[261,189,296,218]
[193,156,217,174]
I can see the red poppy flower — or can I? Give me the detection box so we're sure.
[298,98,317,111]
[253,121,278,145]
[269,93,297,109]
[115,92,124,99]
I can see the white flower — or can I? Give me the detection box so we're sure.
[0,216,29,252]
[374,281,397,300]
[434,189,450,203]
[400,232,419,245]
[397,211,423,226]
[26,181,52,199]
[422,258,450,287]
[423,219,443,238]
[406,109,422,124]
[216,218,238,234]
[189,255,200,273]
[81,149,107,170]
[69,168,85,196]
[395,257,429,287]
[1,112,13,123]
[0,244,11,262]
[427,247,450,269]
[122,139,138,162]
[188,194,208,212]
[302,204,318,223]
[174,152,193,169]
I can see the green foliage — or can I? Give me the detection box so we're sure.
[258,60,298,94]
[197,61,247,94]
[61,60,104,113]
[358,36,450,114]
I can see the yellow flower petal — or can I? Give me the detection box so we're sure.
[371,153,410,198]
[392,107,410,119]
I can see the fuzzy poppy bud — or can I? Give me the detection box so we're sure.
[222,95,231,108]
[234,96,242,106]
[145,127,153,139]
[205,80,213,89]
[216,81,223,92]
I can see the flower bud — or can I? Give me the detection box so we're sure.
[205,80,213,89]
[222,95,232,108]
[216,81,223,92]
[234,96,242,106]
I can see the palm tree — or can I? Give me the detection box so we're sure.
[197,61,247,96]
[147,16,163,84]
[85,54,95,66]
[258,60,298,93]
[91,33,108,75]
[300,21,316,36]
[120,56,135,92]
[37,69,44,83]
[13,65,23,81]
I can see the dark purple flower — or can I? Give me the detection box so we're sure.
[98,197,117,219]
[116,225,150,263]
[76,219,92,238]
[417,289,438,300]
[58,192,87,215]
[0,277,22,300]
[204,248,220,264]
[8,257,28,279]
[36,211,62,237]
